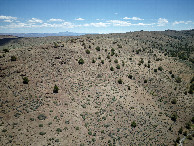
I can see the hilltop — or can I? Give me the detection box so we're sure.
[0,30,194,145]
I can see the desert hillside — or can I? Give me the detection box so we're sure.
[0,30,194,145]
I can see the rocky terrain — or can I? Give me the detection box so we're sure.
[0,30,194,145]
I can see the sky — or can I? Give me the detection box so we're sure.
[0,0,194,33]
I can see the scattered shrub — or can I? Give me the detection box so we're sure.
[56,128,62,133]
[154,69,157,72]
[171,113,177,121]
[39,132,46,135]
[183,131,187,136]
[107,55,110,59]
[23,77,29,84]
[96,46,100,51]
[78,58,84,64]
[3,49,9,53]
[54,42,58,48]
[101,60,104,64]
[176,137,180,143]
[92,58,96,63]
[85,49,90,54]
[158,66,163,71]
[114,59,118,63]
[118,79,123,84]
[53,85,59,93]
[171,99,177,104]
[144,80,147,83]
[131,121,136,128]
[171,74,175,78]
[178,127,183,134]
[110,66,114,71]
[116,64,120,69]
[128,74,133,79]
[185,122,191,129]
[38,114,47,120]
[11,56,16,61]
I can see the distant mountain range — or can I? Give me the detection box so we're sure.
[0,31,94,37]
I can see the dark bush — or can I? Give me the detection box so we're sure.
[53,85,59,93]
[96,46,100,51]
[171,74,175,78]
[107,55,110,59]
[176,137,180,143]
[101,60,104,64]
[3,49,9,53]
[118,79,123,84]
[154,69,157,72]
[158,66,163,71]
[185,122,191,129]
[128,74,133,79]
[171,113,177,121]
[131,121,136,128]
[178,127,183,134]
[116,64,120,69]
[39,132,46,135]
[23,77,29,84]
[78,58,84,64]
[56,128,62,133]
[11,56,16,61]
[38,114,47,120]
[92,58,96,63]
[114,59,118,63]
[85,49,90,54]
[171,99,177,104]
[110,66,114,71]
[144,80,147,83]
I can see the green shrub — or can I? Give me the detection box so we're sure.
[192,117,194,123]
[78,58,84,64]
[116,64,120,69]
[114,59,118,63]
[128,74,133,79]
[92,58,96,63]
[96,46,100,51]
[158,66,163,71]
[11,56,17,61]
[171,113,177,121]
[131,121,136,128]
[178,127,183,134]
[101,60,104,64]
[54,42,58,48]
[118,79,123,84]
[110,66,114,71]
[171,74,175,78]
[144,80,147,83]
[107,55,110,59]
[3,49,9,53]
[39,124,43,127]
[53,85,59,93]
[128,86,131,90]
[176,137,180,143]
[23,77,29,84]
[85,49,90,54]
[185,122,191,129]
[183,131,187,136]
[56,128,62,133]
[38,114,47,120]
[39,132,46,135]
[171,99,177,104]
[154,69,157,72]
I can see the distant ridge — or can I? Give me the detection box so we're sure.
[0,31,96,37]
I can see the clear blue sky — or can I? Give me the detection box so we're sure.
[0,0,194,33]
